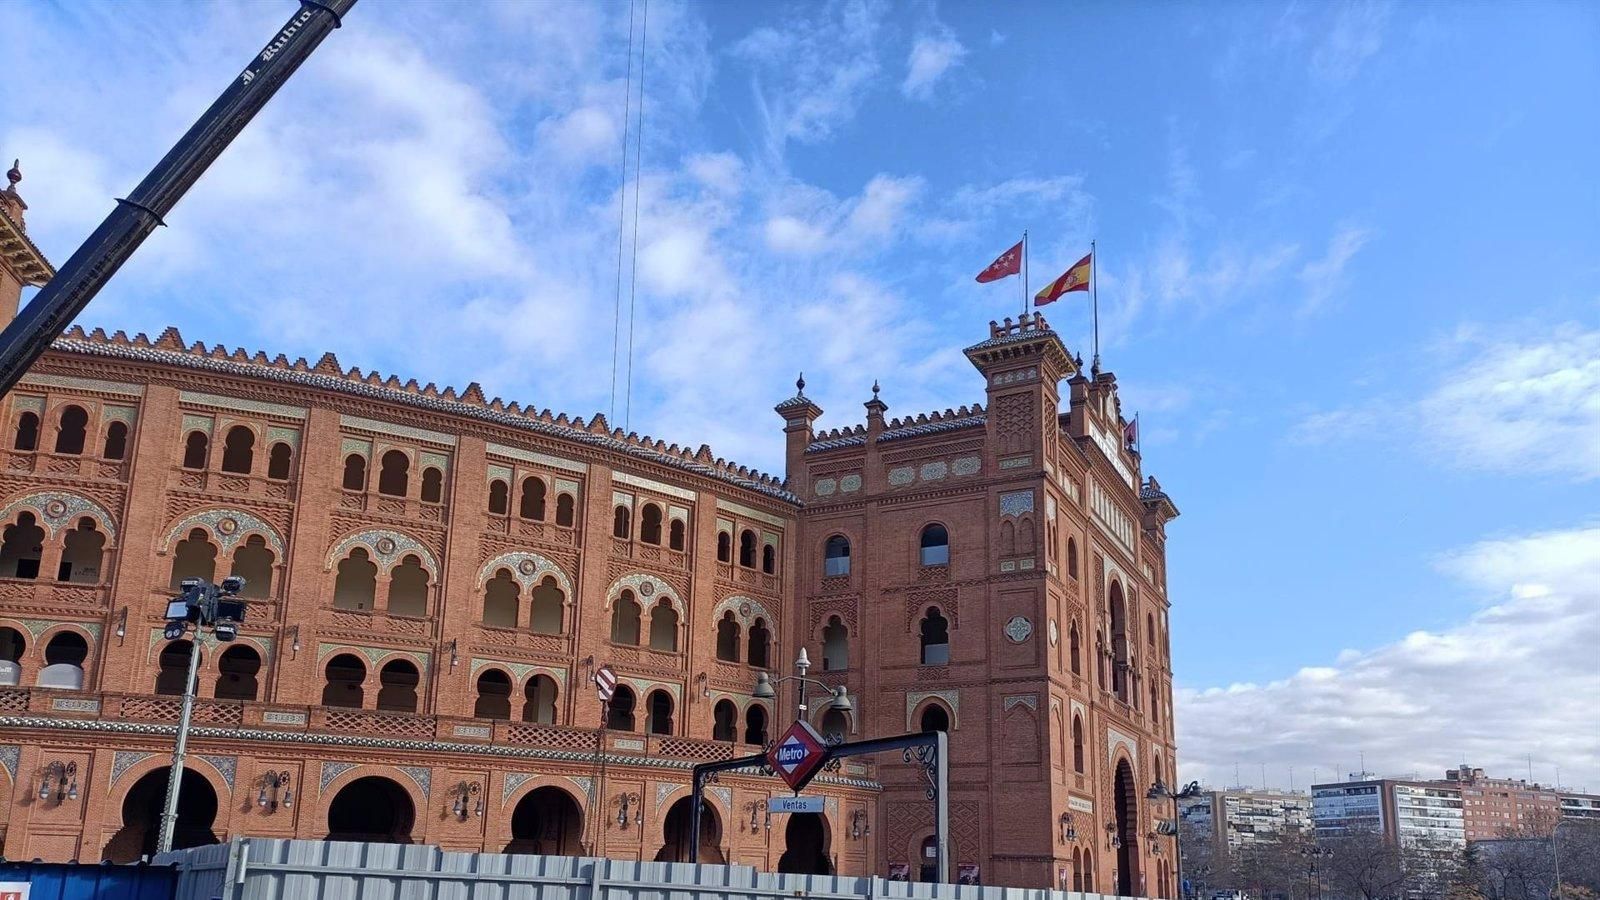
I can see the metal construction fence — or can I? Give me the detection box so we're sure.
[156,839,1140,900]
[0,859,178,900]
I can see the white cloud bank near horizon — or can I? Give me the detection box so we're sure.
[1177,522,1600,791]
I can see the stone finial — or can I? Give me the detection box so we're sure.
[871,379,880,399]
[796,372,806,397]
[6,160,18,188]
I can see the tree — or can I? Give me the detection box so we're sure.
[1320,829,1408,900]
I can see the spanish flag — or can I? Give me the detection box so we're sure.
[1035,252,1091,306]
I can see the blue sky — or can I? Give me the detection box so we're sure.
[4,0,1597,790]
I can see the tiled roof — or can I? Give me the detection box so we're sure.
[49,328,798,505]
[806,411,987,453]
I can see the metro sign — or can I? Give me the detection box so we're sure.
[767,720,828,791]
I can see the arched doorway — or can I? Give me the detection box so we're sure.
[655,796,723,864]
[505,786,584,856]
[103,768,218,862]
[777,813,832,875]
[327,776,415,844]
[1114,758,1140,896]
[918,835,940,883]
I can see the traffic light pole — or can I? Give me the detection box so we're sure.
[156,632,204,855]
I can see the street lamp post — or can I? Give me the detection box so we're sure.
[1149,779,1203,900]
[752,649,854,727]
[1302,847,1333,900]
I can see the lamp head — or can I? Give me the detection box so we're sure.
[795,647,810,673]
[752,671,776,700]
[831,685,853,712]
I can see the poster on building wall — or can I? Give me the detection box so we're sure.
[957,864,981,885]
[887,863,909,881]
[0,883,30,900]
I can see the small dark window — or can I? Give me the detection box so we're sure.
[612,506,631,539]
[715,612,740,662]
[920,608,950,665]
[555,494,575,526]
[102,421,128,460]
[713,700,737,742]
[669,519,686,551]
[220,425,254,474]
[13,412,38,451]
[646,690,674,735]
[716,532,731,562]
[267,442,292,480]
[738,530,757,568]
[744,704,768,745]
[640,504,663,545]
[377,450,409,497]
[421,467,443,503]
[761,544,776,575]
[182,431,209,469]
[919,524,949,566]
[54,405,88,455]
[824,535,850,576]
[1072,716,1085,772]
[747,618,771,669]
[607,686,637,731]
[520,477,546,520]
[920,704,950,733]
[488,479,509,515]
[1067,537,1079,579]
[342,454,366,491]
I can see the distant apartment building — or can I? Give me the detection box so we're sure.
[1446,765,1600,839]
[1180,788,1312,857]
[1311,777,1465,852]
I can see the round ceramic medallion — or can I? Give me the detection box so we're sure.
[739,601,753,618]
[375,537,397,555]
[639,581,655,597]
[1049,619,1059,647]
[1005,616,1033,644]
[43,499,67,519]
[217,517,239,535]
[518,559,537,576]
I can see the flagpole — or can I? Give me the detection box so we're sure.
[1022,230,1030,316]
[1090,238,1100,373]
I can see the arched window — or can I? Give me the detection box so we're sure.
[54,405,88,454]
[1071,849,1082,891]
[0,627,25,687]
[919,524,949,566]
[823,535,850,576]
[1150,683,1160,724]
[1067,537,1079,579]
[342,454,366,491]
[377,450,409,497]
[919,703,950,733]
[483,569,519,628]
[648,598,679,652]
[1147,613,1156,647]
[475,670,513,719]
[919,608,950,665]
[743,704,768,745]
[1000,520,1015,556]
[1110,582,1130,702]
[267,442,292,480]
[59,518,105,583]
[646,689,674,735]
[610,590,641,644]
[712,699,737,742]
[607,685,636,731]
[1072,715,1085,772]
[669,519,686,551]
[215,645,260,701]
[1018,517,1036,554]
[230,535,273,598]
[612,506,631,539]
[322,654,365,708]
[182,431,209,469]
[716,532,731,562]
[820,708,849,742]
[1069,622,1081,675]
[822,616,849,671]
[155,640,197,696]
[0,512,44,580]
[715,612,741,662]
[387,555,429,618]
[520,477,546,520]
[738,530,757,568]
[220,425,254,474]
[13,411,38,451]
[761,544,776,574]
[524,675,559,724]
[333,547,378,611]
[640,504,662,544]
[555,494,575,526]
[530,577,564,634]
[488,480,509,515]
[167,527,216,589]
[103,421,128,460]
[420,467,443,503]
[747,618,771,669]
[378,660,420,712]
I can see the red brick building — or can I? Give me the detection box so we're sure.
[0,172,1179,894]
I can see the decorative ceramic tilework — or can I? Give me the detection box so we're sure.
[340,415,456,447]
[165,507,285,556]
[668,505,689,525]
[502,772,534,803]
[554,477,581,496]
[261,426,298,450]
[319,643,430,670]
[486,443,588,473]
[762,531,779,549]
[621,678,681,704]
[399,766,431,797]
[607,573,683,613]
[111,751,155,785]
[487,464,512,483]
[320,761,357,791]
[905,690,960,731]
[887,467,915,486]
[1019,558,1035,570]
[1005,616,1033,643]
[325,529,439,578]
[998,455,1032,470]
[52,698,99,713]
[198,754,237,790]
[714,499,786,529]
[25,619,99,641]
[419,451,450,472]
[1004,694,1038,711]
[614,471,697,502]
[453,725,491,739]
[814,478,837,497]
[566,775,592,797]
[340,437,371,458]
[613,738,645,752]
[0,745,21,779]
[999,490,1035,517]
[1046,496,1057,518]
[23,374,144,397]
[952,457,981,476]
[839,474,862,493]
[712,595,776,627]
[181,391,304,419]
[999,560,1016,573]
[102,404,138,426]
[919,462,948,481]
[478,551,574,595]
[12,395,42,413]
[711,785,731,810]
[1106,727,1138,765]
[989,366,1038,387]
[1,491,117,539]
[1049,619,1059,647]
[263,711,307,726]
[612,491,633,508]
[655,782,679,808]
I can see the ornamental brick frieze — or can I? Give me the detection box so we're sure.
[477,532,579,570]
[477,551,576,596]
[0,489,119,539]
[161,506,287,557]
[807,596,859,636]
[604,565,687,607]
[0,584,110,615]
[320,609,433,639]
[905,587,958,629]
[470,630,571,658]
[501,518,579,548]
[324,527,441,579]
[710,594,776,628]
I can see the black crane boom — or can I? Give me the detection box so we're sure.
[0,0,358,397]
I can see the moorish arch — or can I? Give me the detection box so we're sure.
[0,490,118,542]
[319,765,428,844]
[603,573,685,616]
[476,550,575,597]
[323,528,440,579]
[710,594,776,629]
[162,507,284,558]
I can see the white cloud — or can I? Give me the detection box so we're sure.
[902,30,967,101]
[1310,1,1391,84]
[1179,523,1600,790]
[1297,224,1371,315]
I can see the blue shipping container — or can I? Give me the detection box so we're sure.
[0,861,177,900]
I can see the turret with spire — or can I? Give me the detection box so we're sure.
[774,372,824,495]
[0,159,55,327]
